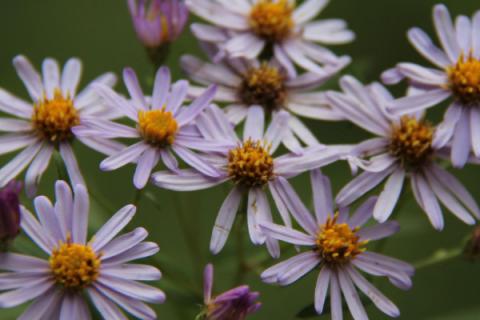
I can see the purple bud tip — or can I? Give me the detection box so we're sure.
[0,181,22,244]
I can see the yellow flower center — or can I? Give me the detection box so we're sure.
[447,54,480,105]
[49,239,101,290]
[249,0,294,42]
[316,213,366,265]
[227,139,274,187]
[389,116,434,169]
[32,89,80,142]
[240,63,287,111]
[138,108,179,147]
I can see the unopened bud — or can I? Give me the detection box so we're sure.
[0,181,22,247]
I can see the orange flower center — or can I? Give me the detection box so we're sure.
[249,0,294,42]
[138,108,179,147]
[448,54,480,105]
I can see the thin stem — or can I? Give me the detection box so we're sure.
[53,150,69,184]
[413,247,463,270]
[234,210,247,285]
[132,188,144,206]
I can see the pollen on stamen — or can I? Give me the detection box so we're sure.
[49,236,101,290]
[32,89,80,142]
[138,108,179,147]
[227,139,274,187]
[239,63,287,111]
[249,0,294,42]
[389,116,434,169]
[315,213,366,265]
[447,54,480,105]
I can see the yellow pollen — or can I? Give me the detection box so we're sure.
[447,53,480,105]
[240,63,287,111]
[316,213,366,265]
[249,0,294,42]
[49,238,101,290]
[389,116,434,169]
[138,108,179,147]
[32,89,79,142]
[227,139,274,187]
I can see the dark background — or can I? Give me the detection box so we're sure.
[0,0,479,319]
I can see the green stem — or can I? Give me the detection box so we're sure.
[413,247,463,270]
[235,210,247,285]
[53,150,69,184]
[132,188,144,206]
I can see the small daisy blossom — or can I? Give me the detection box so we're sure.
[0,181,165,319]
[327,75,480,230]
[260,169,413,319]
[74,66,222,189]
[382,4,480,168]
[202,263,261,320]
[182,47,349,151]
[152,105,343,256]
[186,0,354,73]
[0,55,123,197]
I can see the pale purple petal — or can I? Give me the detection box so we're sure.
[176,85,217,126]
[337,270,368,320]
[411,173,444,230]
[373,167,405,223]
[172,145,222,178]
[152,169,226,191]
[133,148,160,189]
[100,142,150,171]
[20,206,56,253]
[278,252,319,285]
[92,83,138,121]
[451,107,471,168]
[261,252,318,284]
[348,196,378,228]
[88,287,128,320]
[25,143,54,198]
[0,88,33,118]
[98,275,165,304]
[166,80,188,114]
[287,115,319,147]
[407,27,451,68]
[247,188,267,245]
[433,4,460,62]
[13,55,43,101]
[210,186,242,254]
[61,58,82,98]
[358,221,400,241]
[123,68,147,110]
[34,196,63,242]
[259,222,316,246]
[59,142,85,187]
[91,204,136,252]
[100,228,148,260]
[0,278,53,308]
[72,184,89,244]
[314,266,331,314]
[152,66,171,109]
[42,58,60,99]
[0,141,43,188]
[387,89,450,116]
[330,271,343,320]
[18,287,63,320]
[310,169,333,225]
[293,0,328,25]
[243,105,265,141]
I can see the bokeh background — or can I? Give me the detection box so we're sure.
[0,0,479,319]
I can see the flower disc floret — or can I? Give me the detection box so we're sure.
[138,108,179,147]
[316,213,366,265]
[448,54,480,105]
[239,63,287,111]
[389,116,434,169]
[227,139,274,187]
[249,0,294,42]
[49,239,101,290]
[32,89,80,142]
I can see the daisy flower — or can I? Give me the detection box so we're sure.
[382,4,480,168]
[152,104,343,256]
[327,75,480,230]
[74,66,221,189]
[0,55,122,197]
[260,169,414,319]
[186,0,354,73]
[0,181,165,319]
[181,45,349,150]
[202,263,261,320]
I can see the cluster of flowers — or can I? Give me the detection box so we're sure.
[0,0,478,319]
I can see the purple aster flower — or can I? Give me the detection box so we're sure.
[128,0,189,47]
[260,169,414,319]
[152,104,344,256]
[74,66,221,189]
[0,181,22,245]
[202,264,260,320]
[327,75,480,230]
[187,0,354,73]
[382,4,480,168]
[0,181,165,319]
[181,43,349,151]
[0,55,123,197]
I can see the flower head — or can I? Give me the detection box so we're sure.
[382,4,480,168]
[187,0,354,73]
[0,181,22,244]
[74,66,220,189]
[327,75,480,230]
[0,55,121,197]
[260,170,413,319]
[128,0,189,47]
[202,264,260,320]
[0,181,165,319]
[152,105,344,256]
[181,52,349,152]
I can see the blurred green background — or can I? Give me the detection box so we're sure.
[0,0,479,319]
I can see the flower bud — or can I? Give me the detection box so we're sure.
[127,0,189,65]
[0,181,22,245]
[465,226,480,260]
